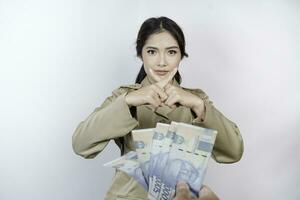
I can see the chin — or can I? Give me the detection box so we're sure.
[152,75,163,82]
[146,73,159,82]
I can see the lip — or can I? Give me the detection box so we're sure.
[154,70,169,76]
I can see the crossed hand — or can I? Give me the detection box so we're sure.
[125,68,204,113]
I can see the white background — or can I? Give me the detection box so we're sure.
[0,0,299,199]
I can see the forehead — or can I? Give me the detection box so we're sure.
[144,31,179,48]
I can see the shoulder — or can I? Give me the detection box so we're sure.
[181,86,209,100]
[112,83,142,96]
[96,83,142,109]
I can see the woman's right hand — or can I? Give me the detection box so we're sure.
[125,84,168,108]
[125,68,177,109]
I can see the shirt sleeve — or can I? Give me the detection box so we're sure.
[72,88,139,159]
[190,90,244,163]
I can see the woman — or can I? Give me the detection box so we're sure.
[72,16,243,200]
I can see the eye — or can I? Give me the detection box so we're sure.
[168,50,178,55]
[147,49,156,55]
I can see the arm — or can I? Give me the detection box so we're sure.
[190,90,244,163]
[72,88,139,159]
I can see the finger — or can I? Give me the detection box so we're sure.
[199,185,219,200]
[151,93,162,107]
[149,68,160,82]
[147,93,161,109]
[148,99,159,111]
[152,84,168,102]
[165,94,179,108]
[165,85,175,95]
[175,181,190,200]
[156,68,178,89]
[164,83,172,90]
[199,185,207,197]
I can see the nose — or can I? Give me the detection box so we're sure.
[158,53,167,67]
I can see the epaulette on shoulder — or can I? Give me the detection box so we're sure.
[119,83,142,89]
[112,83,142,96]
[181,86,208,100]
[181,86,205,94]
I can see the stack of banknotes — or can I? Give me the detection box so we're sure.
[103,122,218,200]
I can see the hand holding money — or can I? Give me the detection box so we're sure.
[173,181,219,200]
[103,122,218,200]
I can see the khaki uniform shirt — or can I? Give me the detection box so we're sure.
[72,76,244,200]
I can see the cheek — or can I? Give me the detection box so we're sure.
[142,56,157,70]
[144,57,156,66]
[143,65,150,75]
[143,64,154,78]
[168,58,181,68]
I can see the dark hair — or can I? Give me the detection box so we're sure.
[135,16,189,84]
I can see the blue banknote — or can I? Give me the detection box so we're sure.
[103,151,148,190]
[104,122,217,200]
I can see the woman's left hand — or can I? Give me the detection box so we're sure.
[163,83,206,119]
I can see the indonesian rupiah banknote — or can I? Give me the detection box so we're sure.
[132,128,154,186]
[148,122,178,200]
[103,151,148,190]
[103,121,218,200]
[158,123,217,199]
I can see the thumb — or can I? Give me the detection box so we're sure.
[174,181,190,200]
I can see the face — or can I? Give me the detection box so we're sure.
[141,31,182,83]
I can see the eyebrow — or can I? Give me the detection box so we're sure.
[145,46,179,50]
